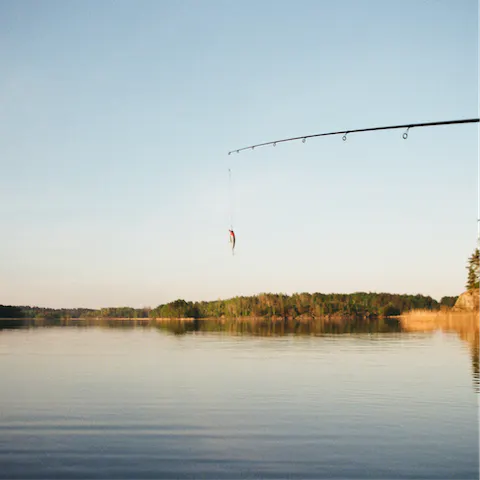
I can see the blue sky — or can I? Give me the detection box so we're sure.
[0,0,478,308]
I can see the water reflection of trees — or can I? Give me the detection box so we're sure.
[152,317,403,336]
[460,328,479,393]
[401,313,479,393]
[0,317,154,330]
[2,314,477,392]
[0,316,402,335]
[471,337,479,393]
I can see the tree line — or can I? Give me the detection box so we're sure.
[15,306,151,319]
[1,291,454,320]
[149,292,454,319]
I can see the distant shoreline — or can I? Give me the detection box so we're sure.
[1,310,476,323]
[0,314,402,322]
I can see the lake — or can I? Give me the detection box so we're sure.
[0,316,478,479]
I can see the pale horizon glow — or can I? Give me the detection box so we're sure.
[0,0,478,309]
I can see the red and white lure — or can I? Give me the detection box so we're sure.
[229,229,236,255]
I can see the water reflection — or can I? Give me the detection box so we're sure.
[154,316,403,336]
[0,316,403,335]
[472,341,479,392]
[0,317,153,330]
[0,315,478,479]
[401,312,479,392]
[1,313,478,391]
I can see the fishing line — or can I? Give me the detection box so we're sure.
[477,30,480,251]
[228,167,234,230]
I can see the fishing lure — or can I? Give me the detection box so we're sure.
[229,229,236,255]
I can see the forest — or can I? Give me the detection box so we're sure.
[1,292,457,320]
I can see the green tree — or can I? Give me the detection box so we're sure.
[440,296,458,308]
[382,303,401,317]
[466,248,480,291]
[0,305,24,318]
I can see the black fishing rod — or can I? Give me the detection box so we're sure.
[228,118,479,155]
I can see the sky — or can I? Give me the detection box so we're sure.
[0,0,478,309]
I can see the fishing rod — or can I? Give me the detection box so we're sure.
[227,118,479,155]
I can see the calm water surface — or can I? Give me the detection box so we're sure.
[0,318,478,479]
